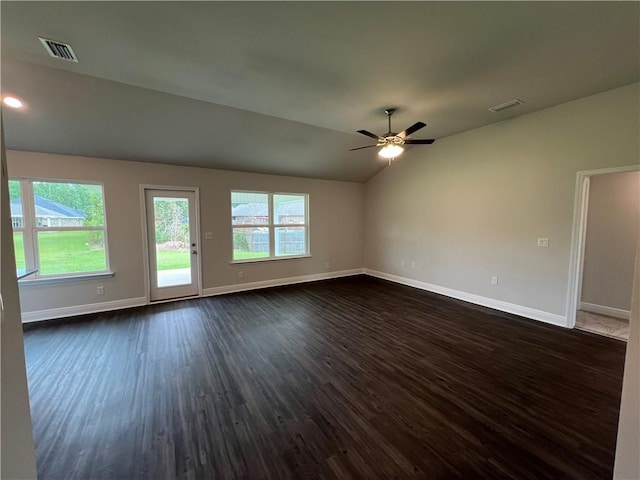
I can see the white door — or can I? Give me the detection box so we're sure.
[145,189,200,301]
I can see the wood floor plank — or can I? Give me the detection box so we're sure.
[23,276,626,479]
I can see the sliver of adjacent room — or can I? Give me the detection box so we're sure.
[1,3,638,480]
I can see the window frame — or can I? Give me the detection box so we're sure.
[230,190,310,263]
[10,177,111,280]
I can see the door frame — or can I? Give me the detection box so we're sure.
[565,164,639,328]
[140,185,202,304]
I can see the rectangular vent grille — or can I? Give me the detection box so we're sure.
[488,99,524,113]
[39,37,78,62]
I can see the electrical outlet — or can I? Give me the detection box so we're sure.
[325,262,330,269]
[238,271,244,279]
[537,238,549,247]
[400,260,405,267]
[491,276,498,285]
[205,232,213,240]
[411,261,416,269]
[97,286,105,295]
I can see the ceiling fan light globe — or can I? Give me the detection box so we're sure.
[378,144,404,159]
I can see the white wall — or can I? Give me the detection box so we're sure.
[364,83,639,323]
[581,171,640,313]
[614,237,640,479]
[7,152,364,318]
[1,118,38,478]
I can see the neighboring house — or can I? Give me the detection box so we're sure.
[232,200,304,225]
[10,195,85,228]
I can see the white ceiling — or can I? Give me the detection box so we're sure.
[1,2,638,182]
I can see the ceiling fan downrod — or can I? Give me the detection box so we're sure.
[384,108,396,135]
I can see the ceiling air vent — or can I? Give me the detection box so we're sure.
[38,37,78,62]
[488,99,524,113]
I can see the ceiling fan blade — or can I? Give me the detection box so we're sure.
[403,139,435,144]
[357,130,382,141]
[349,145,378,151]
[398,122,426,138]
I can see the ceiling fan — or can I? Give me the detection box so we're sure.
[350,108,435,162]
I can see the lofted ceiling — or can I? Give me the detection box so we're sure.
[1,2,638,182]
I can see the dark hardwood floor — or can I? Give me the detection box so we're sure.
[23,276,626,479]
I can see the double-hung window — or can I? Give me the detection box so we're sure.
[231,191,308,261]
[10,178,109,278]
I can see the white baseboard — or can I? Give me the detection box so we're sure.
[364,269,568,328]
[20,270,364,323]
[21,269,569,329]
[579,302,631,320]
[202,269,364,297]
[21,297,147,323]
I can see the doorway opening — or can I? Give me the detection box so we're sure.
[567,166,639,341]
[142,187,201,302]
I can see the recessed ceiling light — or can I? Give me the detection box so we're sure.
[3,96,24,109]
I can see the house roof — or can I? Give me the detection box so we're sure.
[1,2,638,182]
[10,196,85,219]
[232,201,304,218]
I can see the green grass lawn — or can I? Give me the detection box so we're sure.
[155,249,190,270]
[32,231,106,275]
[13,231,271,275]
[233,250,268,260]
[13,232,26,270]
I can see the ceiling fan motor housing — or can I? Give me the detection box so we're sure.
[379,135,405,147]
[350,107,434,154]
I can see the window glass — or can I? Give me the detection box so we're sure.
[9,180,23,228]
[231,191,308,261]
[231,192,268,225]
[275,226,306,257]
[13,232,26,271]
[10,179,108,278]
[274,194,306,225]
[33,181,104,227]
[232,227,270,260]
[37,231,106,275]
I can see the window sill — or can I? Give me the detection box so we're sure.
[230,255,312,265]
[18,271,115,286]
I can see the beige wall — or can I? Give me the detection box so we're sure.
[364,83,640,320]
[7,152,364,314]
[1,119,38,478]
[581,171,640,312]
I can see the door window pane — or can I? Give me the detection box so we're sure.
[37,231,106,275]
[153,197,191,287]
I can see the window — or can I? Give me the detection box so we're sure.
[10,178,109,278]
[231,191,308,261]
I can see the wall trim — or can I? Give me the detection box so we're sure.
[566,164,640,328]
[364,269,568,328]
[579,302,631,321]
[21,297,147,323]
[202,269,364,297]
